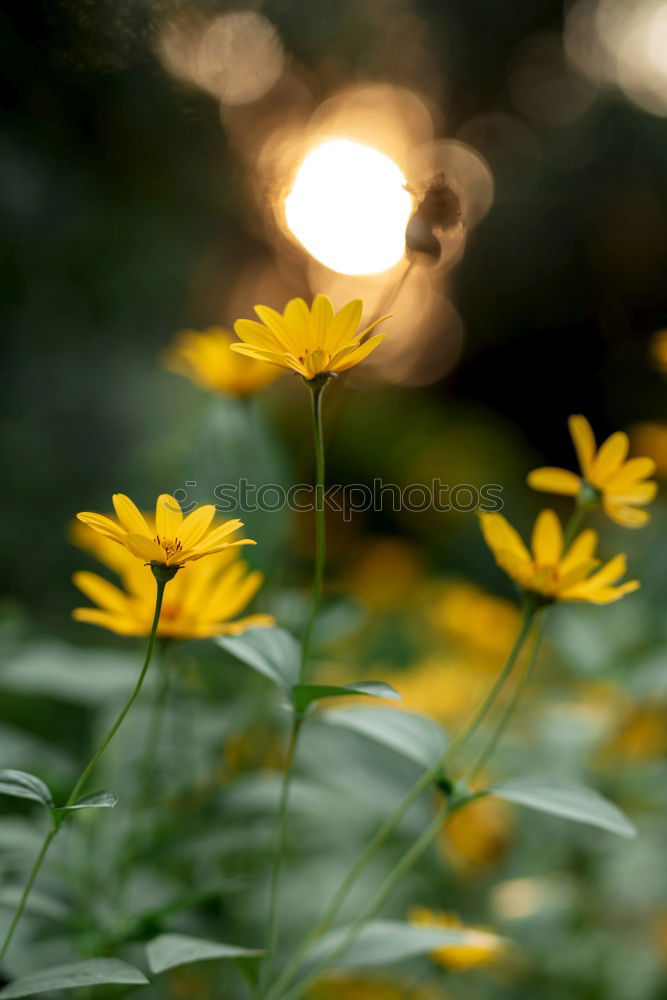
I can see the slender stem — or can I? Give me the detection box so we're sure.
[0,575,167,963]
[563,500,589,549]
[260,716,304,992]
[300,379,327,681]
[280,804,449,1000]
[467,609,548,783]
[264,604,537,1000]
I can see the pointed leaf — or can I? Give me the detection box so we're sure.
[490,777,636,838]
[0,770,53,809]
[0,959,148,998]
[52,791,118,814]
[321,706,447,768]
[217,627,300,692]
[292,681,401,714]
[308,920,472,970]
[147,933,264,974]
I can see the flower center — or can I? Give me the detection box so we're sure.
[155,535,183,560]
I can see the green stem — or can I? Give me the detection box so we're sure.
[260,715,304,992]
[264,603,537,1000]
[0,574,167,964]
[300,379,327,681]
[280,804,450,1000]
[563,498,589,548]
[467,609,548,783]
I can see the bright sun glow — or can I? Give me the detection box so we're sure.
[284,139,413,275]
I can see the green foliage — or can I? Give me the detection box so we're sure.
[291,682,400,714]
[308,919,473,969]
[320,706,447,768]
[489,777,637,838]
[0,770,53,809]
[146,932,263,974]
[0,960,148,998]
[51,791,118,814]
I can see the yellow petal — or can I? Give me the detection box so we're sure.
[221,613,275,636]
[155,494,183,538]
[253,305,301,355]
[72,571,133,613]
[125,533,165,563]
[304,348,330,378]
[590,431,629,485]
[195,518,244,549]
[560,528,598,575]
[72,608,144,636]
[230,343,296,371]
[178,505,216,548]
[568,415,596,478]
[605,456,656,484]
[531,509,563,565]
[324,299,363,354]
[112,494,150,534]
[527,467,582,496]
[606,482,657,505]
[479,513,531,565]
[76,512,125,542]
[333,333,386,373]
[309,294,335,349]
[602,501,650,527]
[234,318,282,351]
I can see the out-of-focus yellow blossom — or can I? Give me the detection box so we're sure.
[408,908,507,971]
[630,422,667,479]
[308,977,444,1000]
[393,658,493,725]
[78,493,254,568]
[73,523,271,639]
[430,581,522,660]
[232,295,387,380]
[479,509,639,604]
[441,795,513,869]
[528,414,657,527]
[650,329,667,375]
[164,327,281,397]
[606,705,667,762]
[349,538,424,610]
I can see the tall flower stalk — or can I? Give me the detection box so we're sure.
[0,567,170,962]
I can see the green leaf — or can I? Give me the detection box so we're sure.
[0,887,69,920]
[147,933,264,974]
[52,791,118,815]
[309,920,471,970]
[0,959,148,998]
[292,681,401,714]
[321,706,446,769]
[489,777,636,838]
[0,770,53,809]
[217,627,300,692]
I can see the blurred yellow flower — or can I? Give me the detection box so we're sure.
[164,327,280,397]
[528,414,657,527]
[231,295,387,380]
[650,329,667,375]
[394,658,493,724]
[73,523,272,639]
[349,538,423,611]
[308,978,442,1000]
[430,581,522,660]
[479,509,639,604]
[607,705,667,762]
[408,908,507,971]
[77,493,254,568]
[630,422,667,479]
[442,795,513,869]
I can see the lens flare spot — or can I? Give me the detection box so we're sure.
[284,139,413,275]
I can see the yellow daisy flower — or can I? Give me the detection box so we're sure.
[231,295,388,380]
[528,414,657,527]
[163,327,281,397]
[408,907,506,971]
[73,524,272,639]
[77,493,254,568]
[479,509,639,605]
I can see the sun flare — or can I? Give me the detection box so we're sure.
[284,138,413,275]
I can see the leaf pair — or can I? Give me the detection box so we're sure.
[0,769,117,816]
[218,627,400,714]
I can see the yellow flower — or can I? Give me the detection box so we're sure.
[650,329,667,375]
[77,494,254,568]
[231,295,388,380]
[308,978,442,1000]
[163,327,281,397]
[430,581,522,660]
[528,414,657,527]
[408,907,506,971]
[72,523,272,639]
[630,422,667,479]
[479,509,639,604]
[442,795,513,869]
